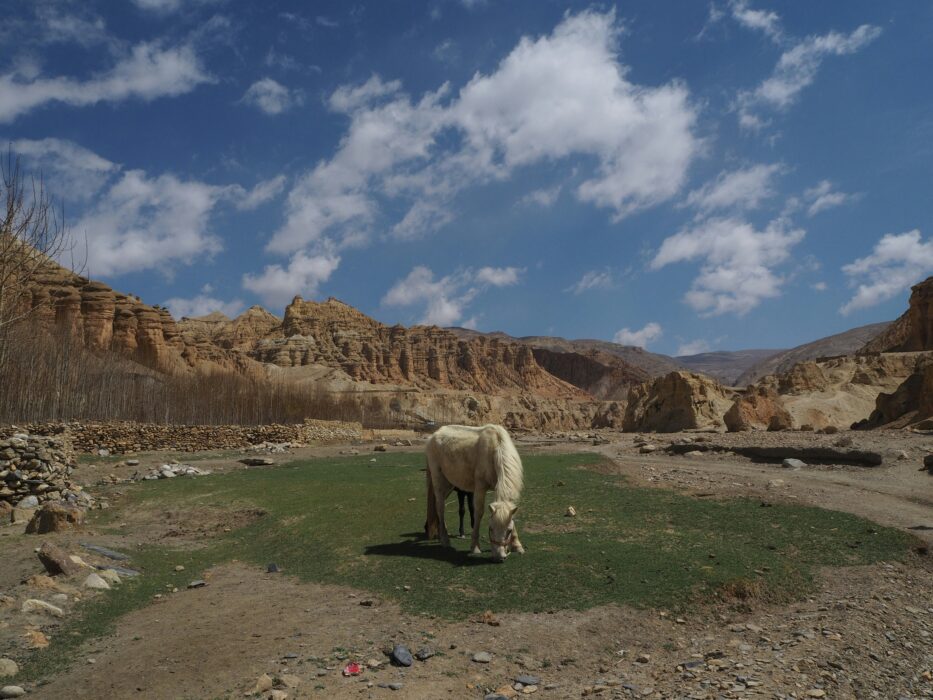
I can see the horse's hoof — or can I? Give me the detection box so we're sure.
[470,547,481,555]
[457,534,467,539]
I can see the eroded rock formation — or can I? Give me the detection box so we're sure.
[724,386,793,432]
[861,276,933,353]
[622,371,735,432]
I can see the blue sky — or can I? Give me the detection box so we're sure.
[4,0,933,356]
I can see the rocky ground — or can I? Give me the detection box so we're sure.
[0,429,931,699]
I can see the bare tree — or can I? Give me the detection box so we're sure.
[0,149,73,368]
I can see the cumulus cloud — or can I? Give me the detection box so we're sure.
[163,285,245,319]
[676,338,712,356]
[736,23,881,129]
[0,41,213,123]
[241,78,300,115]
[612,322,662,348]
[382,264,522,326]
[803,180,857,216]
[566,269,614,294]
[729,0,782,43]
[840,230,933,315]
[242,250,341,308]
[652,217,805,316]
[520,185,562,208]
[263,9,700,294]
[231,175,288,210]
[10,137,120,201]
[74,170,227,277]
[685,164,782,214]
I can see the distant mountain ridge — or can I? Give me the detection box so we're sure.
[676,349,784,386]
[735,322,892,386]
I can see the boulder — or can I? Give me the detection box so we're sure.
[622,371,734,432]
[724,386,793,432]
[38,542,83,576]
[25,502,85,534]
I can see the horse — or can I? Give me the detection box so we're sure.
[424,424,525,562]
[424,488,474,539]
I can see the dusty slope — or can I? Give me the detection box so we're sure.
[736,321,891,386]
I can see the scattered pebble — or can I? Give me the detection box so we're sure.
[390,644,413,667]
[472,651,492,663]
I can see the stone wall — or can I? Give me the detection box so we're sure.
[0,433,78,507]
[0,419,363,455]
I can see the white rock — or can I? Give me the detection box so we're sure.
[0,686,26,698]
[0,658,18,678]
[98,569,122,586]
[83,573,111,590]
[21,599,64,617]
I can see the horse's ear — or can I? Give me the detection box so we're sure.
[510,505,518,518]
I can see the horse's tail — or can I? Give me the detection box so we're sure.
[489,424,523,504]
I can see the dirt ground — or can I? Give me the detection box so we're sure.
[1,429,931,699]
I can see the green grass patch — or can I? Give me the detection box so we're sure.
[22,451,915,680]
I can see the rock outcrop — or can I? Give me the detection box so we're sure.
[860,358,933,428]
[530,348,648,400]
[622,371,735,432]
[861,276,933,353]
[724,386,793,432]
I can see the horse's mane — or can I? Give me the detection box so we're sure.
[489,425,523,504]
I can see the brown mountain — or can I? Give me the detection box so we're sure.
[860,276,933,353]
[676,349,783,386]
[735,322,891,386]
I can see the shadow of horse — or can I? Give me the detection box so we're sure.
[364,534,499,567]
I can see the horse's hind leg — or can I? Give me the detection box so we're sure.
[469,489,486,555]
[457,490,467,538]
[428,463,453,548]
[424,467,438,540]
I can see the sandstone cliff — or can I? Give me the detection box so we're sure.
[861,276,933,354]
[860,358,933,428]
[724,385,793,432]
[622,371,735,432]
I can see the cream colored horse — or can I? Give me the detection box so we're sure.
[425,424,525,561]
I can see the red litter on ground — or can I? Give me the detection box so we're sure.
[342,662,362,677]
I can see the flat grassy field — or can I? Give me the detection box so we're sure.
[23,451,915,679]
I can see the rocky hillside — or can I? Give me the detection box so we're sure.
[735,322,891,386]
[861,276,933,353]
[676,349,782,386]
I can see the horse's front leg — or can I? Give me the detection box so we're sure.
[469,489,486,555]
[434,484,452,548]
[510,522,526,555]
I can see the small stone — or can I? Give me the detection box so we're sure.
[635,653,650,663]
[522,687,538,695]
[782,458,806,469]
[0,686,26,699]
[639,444,657,454]
[366,659,382,669]
[267,563,280,573]
[239,457,274,466]
[125,459,140,466]
[390,644,413,667]
[565,506,577,517]
[174,565,185,572]
[374,445,387,452]
[515,675,540,686]
[21,599,64,617]
[15,496,38,509]
[37,542,82,577]
[83,573,110,590]
[415,646,435,661]
[767,479,785,489]
[472,651,493,663]
[97,569,121,586]
[0,659,18,678]
[378,683,404,691]
[806,691,826,698]
[187,580,207,589]
[249,673,273,695]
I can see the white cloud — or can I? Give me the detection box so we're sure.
[840,230,933,315]
[812,281,827,291]
[163,287,245,319]
[676,339,712,356]
[10,137,120,201]
[566,269,614,294]
[74,170,227,277]
[131,0,218,13]
[241,78,300,115]
[685,164,781,214]
[729,0,782,43]
[803,180,857,216]
[242,250,341,308]
[232,175,288,210]
[0,41,213,123]
[382,264,522,326]
[520,185,562,208]
[613,322,662,348]
[737,24,881,128]
[263,9,700,291]
[652,217,805,316]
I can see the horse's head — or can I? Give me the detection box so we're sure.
[487,501,518,562]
